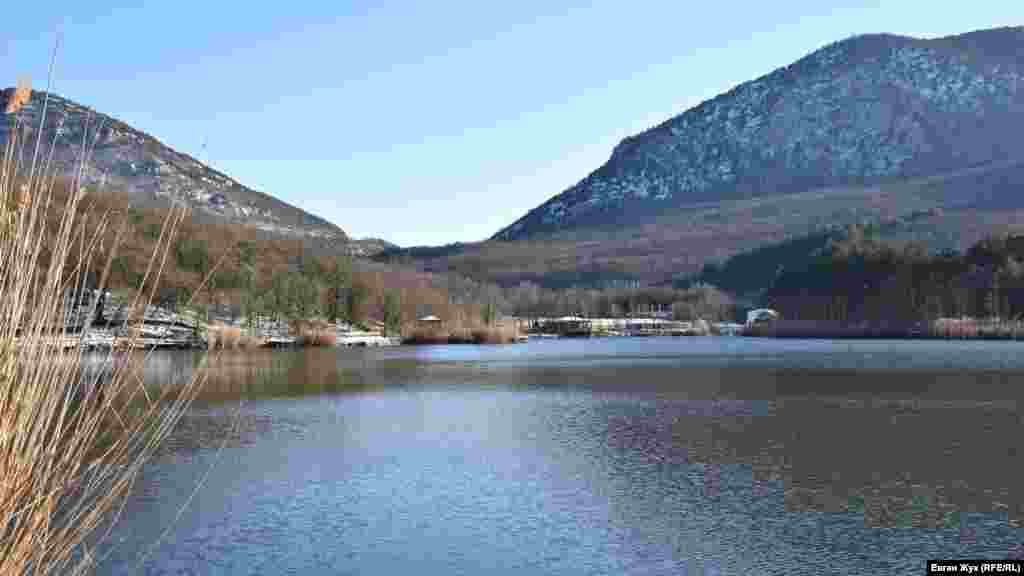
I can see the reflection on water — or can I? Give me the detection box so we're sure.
[99,339,1024,575]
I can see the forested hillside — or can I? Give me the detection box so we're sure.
[43,180,500,329]
[761,227,1024,322]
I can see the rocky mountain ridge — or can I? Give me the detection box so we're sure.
[0,89,348,243]
[494,27,1024,241]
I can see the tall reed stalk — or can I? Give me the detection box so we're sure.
[1,78,203,574]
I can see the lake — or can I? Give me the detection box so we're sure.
[97,337,1024,575]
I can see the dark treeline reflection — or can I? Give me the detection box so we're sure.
[111,348,407,403]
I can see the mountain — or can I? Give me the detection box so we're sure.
[347,237,399,258]
[370,27,1024,288]
[494,27,1024,242]
[0,88,348,245]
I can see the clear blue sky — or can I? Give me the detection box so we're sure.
[3,2,1021,246]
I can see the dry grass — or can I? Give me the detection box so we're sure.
[0,80,204,574]
[206,324,267,350]
[744,319,1024,340]
[237,332,267,349]
[402,317,520,344]
[931,318,1024,340]
[294,320,337,347]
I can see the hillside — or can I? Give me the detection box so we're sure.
[13,27,1024,291]
[495,27,1024,241]
[378,163,1024,288]
[23,180,495,332]
[0,87,530,330]
[760,230,1024,324]
[0,88,348,245]
[377,27,1024,288]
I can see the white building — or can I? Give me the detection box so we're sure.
[746,309,779,326]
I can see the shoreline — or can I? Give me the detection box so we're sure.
[745,319,1024,341]
[49,318,1024,351]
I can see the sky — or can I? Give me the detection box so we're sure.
[3,2,1022,246]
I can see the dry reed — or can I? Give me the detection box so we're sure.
[744,318,1024,340]
[402,317,519,344]
[1,75,204,574]
[294,320,337,347]
[3,78,31,115]
[206,324,266,350]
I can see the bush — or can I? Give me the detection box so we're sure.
[294,320,337,347]
[142,222,162,240]
[382,290,402,335]
[401,316,519,345]
[175,237,210,273]
[212,267,247,290]
[206,324,266,349]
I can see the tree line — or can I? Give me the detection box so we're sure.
[762,225,1024,322]
[482,281,737,321]
[50,181,746,333]
[170,237,404,333]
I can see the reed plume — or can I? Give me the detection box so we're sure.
[3,77,31,115]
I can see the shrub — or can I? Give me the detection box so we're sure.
[175,237,210,273]
[294,320,337,347]
[382,290,402,335]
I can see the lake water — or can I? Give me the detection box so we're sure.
[97,338,1024,575]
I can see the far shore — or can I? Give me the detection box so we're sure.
[41,314,1024,354]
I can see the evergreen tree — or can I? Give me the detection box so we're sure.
[382,290,402,335]
[481,300,497,326]
[325,256,352,321]
[347,283,369,326]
